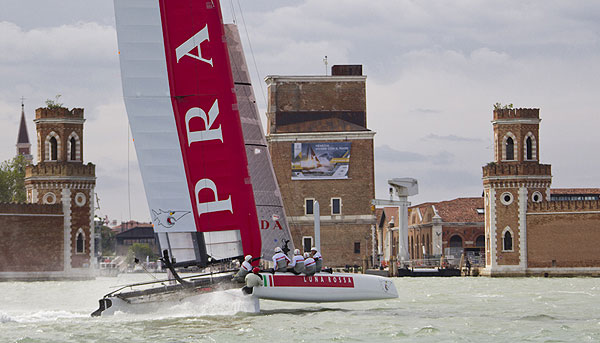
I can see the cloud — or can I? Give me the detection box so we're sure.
[375,145,454,166]
[1,0,599,221]
[0,21,117,64]
[411,108,441,115]
[424,134,483,143]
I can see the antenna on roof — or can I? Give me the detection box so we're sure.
[323,56,328,75]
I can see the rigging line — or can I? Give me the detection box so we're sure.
[235,0,267,109]
[229,0,237,24]
[127,122,132,222]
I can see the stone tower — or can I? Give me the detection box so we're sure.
[24,106,96,270]
[481,108,551,276]
[265,65,376,267]
[16,102,33,163]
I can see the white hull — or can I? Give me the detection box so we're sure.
[253,272,398,302]
[92,272,397,316]
[101,289,261,316]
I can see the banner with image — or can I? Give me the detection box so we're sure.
[291,142,351,180]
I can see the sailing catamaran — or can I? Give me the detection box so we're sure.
[92,0,397,317]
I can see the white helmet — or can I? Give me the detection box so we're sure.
[244,255,252,262]
[311,247,317,252]
[274,247,282,253]
[294,249,300,255]
[304,252,310,258]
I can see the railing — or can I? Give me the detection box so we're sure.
[400,255,485,269]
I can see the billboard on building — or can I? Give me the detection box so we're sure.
[291,142,351,180]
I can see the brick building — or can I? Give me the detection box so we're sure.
[374,207,398,266]
[408,198,485,266]
[482,108,600,276]
[0,106,96,280]
[265,65,376,267]
[115,225,159,256]
[16,101,33,163]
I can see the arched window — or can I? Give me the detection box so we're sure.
[45,132,61,161]
[475,235,485,248]
[449,235,463,247]
[70,137,76,160]
[502,228,513,251]
[506,137,514,160]
[67,132,81,161]
[502,132,517,161]
[76,230,85,253]
[524,132,537,161]
[50,137,58,160]
[416,236,420,258]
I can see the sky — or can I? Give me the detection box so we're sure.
[1,1,598,223]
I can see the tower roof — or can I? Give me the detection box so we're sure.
[17,103,30,144]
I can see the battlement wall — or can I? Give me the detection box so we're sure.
[528,200,600,212]
[25,162,96,178]
[483,163,551,178]
[35,107,84,120]
[0,202,62,215]
[493,108,539,120]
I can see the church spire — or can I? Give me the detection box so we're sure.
[16,97,33,163]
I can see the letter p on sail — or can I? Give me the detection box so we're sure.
[185,100,222,145]
[195,178,233,216]
[175,25,213,66]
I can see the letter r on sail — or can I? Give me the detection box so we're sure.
[175,25,213,66]
[185,100,222,145]
[195,178,233,216]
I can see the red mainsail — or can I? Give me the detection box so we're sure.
[157,0,260,258]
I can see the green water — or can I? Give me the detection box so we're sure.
[1,274,599,342]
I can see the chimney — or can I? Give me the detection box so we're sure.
[331,64,363,76]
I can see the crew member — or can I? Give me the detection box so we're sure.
[303,252,316,276]
[233,255,255,282]
[311,247,323,273]
[242,267,263,295]
[272,247,290,272]
[287,249,305,274]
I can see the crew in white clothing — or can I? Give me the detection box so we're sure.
[303,252,316,276]
[287,249,305,274]
[242,267,263,295]
[272,247,290,272]
[311,247,323,273]
[233,255,254,281]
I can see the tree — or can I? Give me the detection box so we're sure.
[45,94,64,109]
[100,225,116,255]
[0,155,27,203]
[493,102,514,110]
[125,243,156,265]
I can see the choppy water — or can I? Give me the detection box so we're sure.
[1,274,599,342]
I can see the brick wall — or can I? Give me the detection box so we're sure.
[270,138,374,217]
[0,203,64,272]
[493,188,521,265]
[527,210,600,268]
[266,72,376,267]
[70,190,92,268]
[270,81,365,114]
[270,137,375,266]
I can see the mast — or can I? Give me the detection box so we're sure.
[224,24,295,260]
